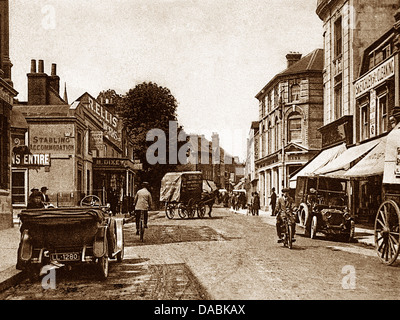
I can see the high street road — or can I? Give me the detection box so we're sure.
[0,206,399,300]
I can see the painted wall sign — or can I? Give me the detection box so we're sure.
[30,135,74,152]
[355,57,395,97]
[87,96,118,129]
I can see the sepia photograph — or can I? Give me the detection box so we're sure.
[0,0,399,308]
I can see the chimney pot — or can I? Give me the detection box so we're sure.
[38,60,44,73]
[286,52,302,68]
[51,63,57,76]
[30,59,36,73]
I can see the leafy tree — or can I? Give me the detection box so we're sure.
[120,82,186,205]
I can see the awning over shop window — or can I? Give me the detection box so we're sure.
[315,138,382,176]
[289,143,347,188]
[344,136,386,178]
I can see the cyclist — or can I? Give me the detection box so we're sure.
[276,188,296,243]
[134,181,152,235]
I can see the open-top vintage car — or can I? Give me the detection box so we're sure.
[17,195,125,280]
[295,176,355,242]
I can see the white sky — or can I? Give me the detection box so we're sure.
[9,0,323,161]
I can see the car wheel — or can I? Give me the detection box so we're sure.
[310,215,318,239]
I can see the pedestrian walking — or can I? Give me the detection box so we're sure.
[134,182,152,235]
[252,192,260,216]
[270,187,277,216]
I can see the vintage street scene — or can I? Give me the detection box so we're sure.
[1,0,400,306]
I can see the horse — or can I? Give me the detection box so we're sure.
[201,189,219,217]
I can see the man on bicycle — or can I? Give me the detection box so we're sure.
[276,188,296,243]
[134,181,152,235]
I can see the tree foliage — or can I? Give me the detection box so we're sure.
[120,82,185,202]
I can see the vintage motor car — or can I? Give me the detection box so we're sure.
[17,195,125,280]
[294,176,355,242]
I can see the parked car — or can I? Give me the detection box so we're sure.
[294,176,355,242]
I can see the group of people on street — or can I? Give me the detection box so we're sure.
[27,186,51,209]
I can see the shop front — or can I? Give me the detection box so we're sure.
[93,157,142,214]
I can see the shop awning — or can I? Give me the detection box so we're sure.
[383,128,400,184]
[315,138,382,176]
[289,143,347,188]
[344,136,387,178]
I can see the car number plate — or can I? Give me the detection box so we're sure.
[51,252,80,261]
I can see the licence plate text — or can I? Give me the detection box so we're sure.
[51,252,80,261]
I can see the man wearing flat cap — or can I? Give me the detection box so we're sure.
[134,182,152,235]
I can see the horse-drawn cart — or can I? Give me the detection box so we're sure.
[160,171,216,219]
[17,195,125,279]
[374,129,400,265]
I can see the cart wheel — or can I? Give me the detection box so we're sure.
[310,215,318,239]
[178,204,187,219]
[187,199,195,219]
[97,241,109,279]
[165,203,175,219]
[375,200,400,265]
[197,204,206,218]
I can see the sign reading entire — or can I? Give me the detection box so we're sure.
[12,153,51,166]
[355,57,395,97]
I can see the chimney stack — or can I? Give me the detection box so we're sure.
[286,52,302,68]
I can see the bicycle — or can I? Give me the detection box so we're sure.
[279,209,296,249]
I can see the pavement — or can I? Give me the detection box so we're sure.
[0,207,375,294]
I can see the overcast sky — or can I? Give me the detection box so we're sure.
[9,0,323,161]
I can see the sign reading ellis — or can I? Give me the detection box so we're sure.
[87,97,121,143]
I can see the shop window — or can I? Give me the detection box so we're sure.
[290,84,300,102]
[334,16,342,58]
[377,95,388,135]
[12,170,26,205]
[288,112,302,142]
[361,104,369,141]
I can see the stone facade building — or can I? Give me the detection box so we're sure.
[255,49,324,208]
